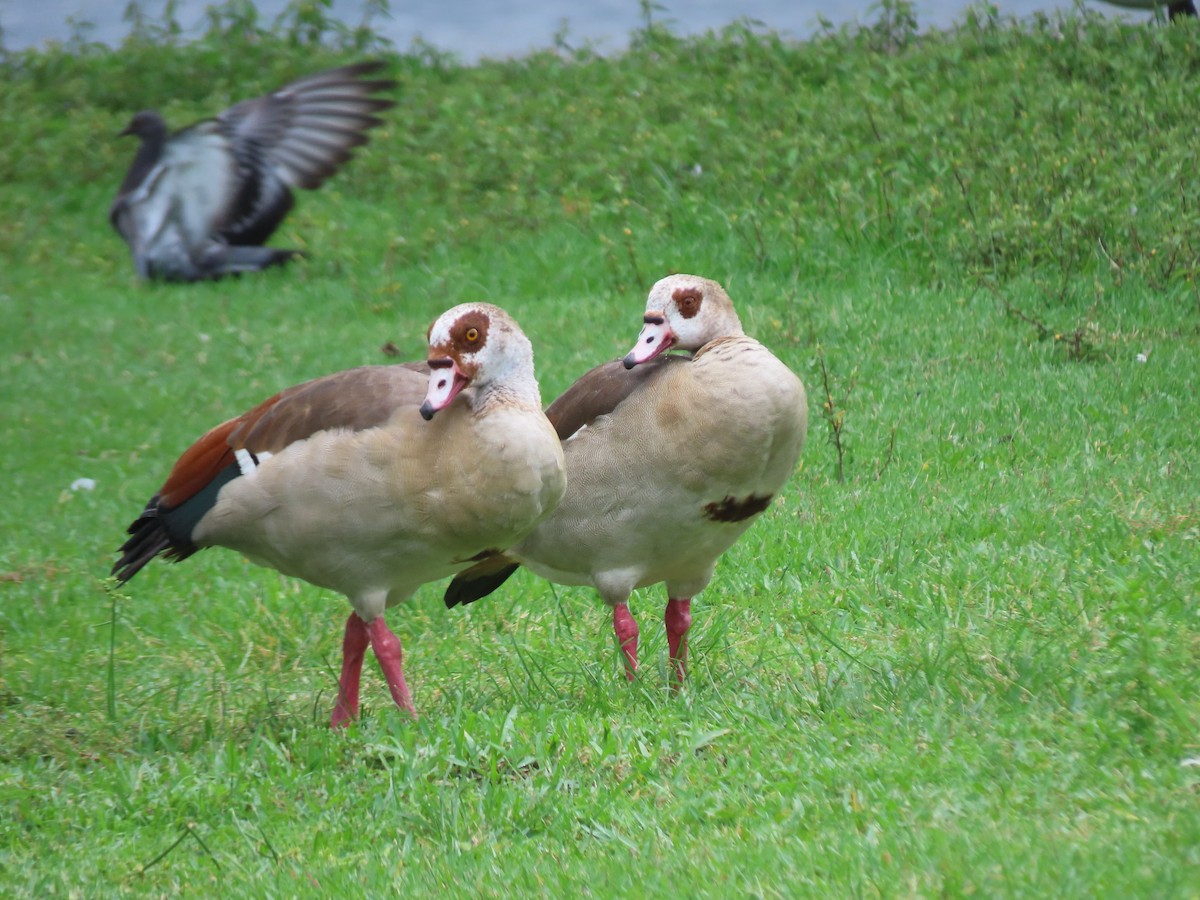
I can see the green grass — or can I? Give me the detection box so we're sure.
[2,2,1199,894]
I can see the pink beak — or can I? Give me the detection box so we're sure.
[623,314,675,369]
[421,358,468,420]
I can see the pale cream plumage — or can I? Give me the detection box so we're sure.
[114,302,565,725]
[447,275,808,684]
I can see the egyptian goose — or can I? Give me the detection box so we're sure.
[113,303,566,725]
[110,61,394,281]
[446,275,808,685]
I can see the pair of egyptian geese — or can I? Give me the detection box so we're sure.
[109,64,810,727]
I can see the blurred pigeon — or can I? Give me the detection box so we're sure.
[110,62,395,282]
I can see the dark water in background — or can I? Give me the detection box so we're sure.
[1,0,1148,60]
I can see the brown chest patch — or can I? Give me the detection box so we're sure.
[703,493,773,523]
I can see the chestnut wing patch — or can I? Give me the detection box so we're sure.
[159,363,427,507]
[545,355,688,441]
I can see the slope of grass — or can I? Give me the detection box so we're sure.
[1,2,1198,895]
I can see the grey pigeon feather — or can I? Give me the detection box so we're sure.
[110,62,395,282]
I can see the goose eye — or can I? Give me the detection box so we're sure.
[466,327,479,342]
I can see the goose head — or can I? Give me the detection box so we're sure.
[421,302,540,420]
[623,274,745,369]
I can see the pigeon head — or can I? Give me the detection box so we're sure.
[118,111,167,142]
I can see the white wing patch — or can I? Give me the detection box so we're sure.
[235,448,274,477]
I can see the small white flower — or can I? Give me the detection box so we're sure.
[690,163,703,176]
[70,477,96,492]
[1136,351,1149,364]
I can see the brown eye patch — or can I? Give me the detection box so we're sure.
[672,286,703,319]
[451,311,490,351]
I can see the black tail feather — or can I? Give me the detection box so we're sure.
[445,557,521,608]
[112,497,197,583]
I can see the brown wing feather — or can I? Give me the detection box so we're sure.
[157,414,258,509]
[159,364,427,507]
[545,356,688,441]
[115,362,428,583]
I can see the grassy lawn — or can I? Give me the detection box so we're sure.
[1,2,1198,894]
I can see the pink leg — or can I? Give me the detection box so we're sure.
[331,612,370,727]
[367,616,417,718]
[664,598,693,689]
[613,602,640,681]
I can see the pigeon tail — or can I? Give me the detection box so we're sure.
[202,245,303,278]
